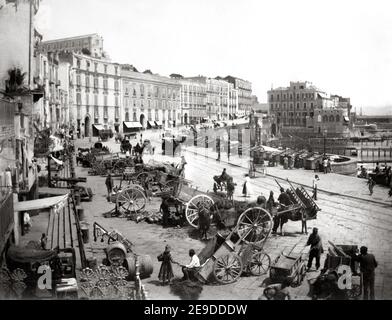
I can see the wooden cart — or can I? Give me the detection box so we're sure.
[269,250,307,287]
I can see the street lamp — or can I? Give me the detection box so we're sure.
[323,129,328,156]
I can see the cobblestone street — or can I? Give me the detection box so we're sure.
[77,134,392,300]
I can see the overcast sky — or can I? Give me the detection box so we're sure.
[35,0,392,113]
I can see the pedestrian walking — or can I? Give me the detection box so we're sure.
[157,245,174,286]
[105,171,113,201]
[283,156,288,170]
[301,209,308,235]
[367,177,376,195]
[312,175,320,200]
[323,158,328,174]
[327,158,332,173]
[266,191,275,211]
[242,174,254,198]
[305,228,323,271]
[357,246,378,300]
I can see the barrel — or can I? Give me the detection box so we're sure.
[106,242,127,266]
[77,208,85,221]
[124,254,153,279]
[80,222,89,244]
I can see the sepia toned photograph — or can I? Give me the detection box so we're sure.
[0,0,391,307]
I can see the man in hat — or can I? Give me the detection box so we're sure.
[181,249,200,281]
[357,246,378,300]
[312,175,320,200]
[305,228,323,271]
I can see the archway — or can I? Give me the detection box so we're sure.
[184,113,188,125]
[140,114,145,128]
[84,116,90,137]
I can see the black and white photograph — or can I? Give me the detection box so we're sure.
[0,0,391,307]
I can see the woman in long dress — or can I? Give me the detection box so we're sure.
[242,175,254,198]
[158,245,174,285]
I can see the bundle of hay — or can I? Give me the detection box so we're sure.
[170,278,203,300]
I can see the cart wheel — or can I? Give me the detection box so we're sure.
[136,172,153,189]
[347,283,362,299]
[116,186,147,214]
[249,252,271,276]
[291,264,306,288]
[236,207,273,244]
[213,253,243,284]
[112,160,127,176]
[185,194,215,228]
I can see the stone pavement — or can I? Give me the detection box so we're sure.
[74,135,392,300]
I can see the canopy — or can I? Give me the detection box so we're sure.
[147,121,156,128]
[14,194,68,212]
[93,124,105,131]
[155,121,162,127]
[123,121,142,129]
[168,120,174,125]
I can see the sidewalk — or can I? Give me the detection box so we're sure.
[184,145,392,206]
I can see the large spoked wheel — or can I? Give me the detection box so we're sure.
[213,253,243,284]
[249,251,271,276]
[112,160,127,176]
[236,207,273,244]
[185,194,215,228]
[347,283,362,299]
[116,187,147,214]
[136,172,153,189]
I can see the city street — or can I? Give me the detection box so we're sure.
[76,132,392,300]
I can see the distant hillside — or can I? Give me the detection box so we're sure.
[361,106,392,116]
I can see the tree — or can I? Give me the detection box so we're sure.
[6,67,26,93]
[143,69,153,74]
[170,73,184,79]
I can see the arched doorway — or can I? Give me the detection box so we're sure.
[84,116,90,137]
[140,114,145,128]
[271,123,277,136]
[184,113,188,125]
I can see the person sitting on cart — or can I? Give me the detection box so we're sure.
[181,249,200,281]
[262,279,292,300]
[305,228,324,271]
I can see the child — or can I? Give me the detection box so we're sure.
[158,245,174,285]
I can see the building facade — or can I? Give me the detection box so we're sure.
[121,68,181,131]
[268,81,351,137]
[59,52,121,137]
[178,78,207,125]
[40,34,105,59]
[224,76,252,116]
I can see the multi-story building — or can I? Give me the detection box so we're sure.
[184,76,238,122]
[121,67,181,131]
[40,34,105,59]
[268,81,351,137]
[224,76,252,116]
[0,0,43,257]
[177,78,207,125]
[59,52,121,137]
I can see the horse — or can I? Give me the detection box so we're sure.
[272,204,312,236]
[213,175,229,191]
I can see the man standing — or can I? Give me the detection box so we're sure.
[312,175,320,200]
[323,158,328,174]
[181,249,200,281]
[367,177,376,195]
[105,171,113,202]
[278,188,292,206]
[358,246,377,300]
[305,228,323,271]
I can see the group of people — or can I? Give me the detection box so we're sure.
[157,246,200,286]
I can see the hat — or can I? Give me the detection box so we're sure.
[315,175,319,179]
[165,245,171,251]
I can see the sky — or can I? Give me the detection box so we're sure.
[34,0,392,114]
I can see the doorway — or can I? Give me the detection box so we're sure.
[84,116,90,137]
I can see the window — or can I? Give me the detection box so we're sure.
[86,75,90,88]
[104,65,108,74]
[115,107,120,119]
[76,93,81,105]
[329,115,334,122]
[277,94,280,101]
[125,87,129,96]
[270,103,274,111]
[77,59,81,68]
[104,106,108,119]
[94,94,98,106]
[155,110,159,120]
[148,109,152,121]
[94,63,98,72]
[133,112,137,122]
[304,103,306,109]
[103,79,108,90]
[336,115,340,122]
[115,96,119,107]
[86,61,90,70]
[104,95,108,107]
[311,103,314,109]
[94,77,99,89]
[85,94,89,105]
[115,80,119,91]
[115,66,118,75]
[140,84,144,97]
[77,75,81,86]
[297,103,299,109]
[296,94,299,100]
[94,106,99,119]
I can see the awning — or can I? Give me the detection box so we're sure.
[93,124,105,131]
[155,121,162,127]
[344,116,350,122]
[147,121,156,128]
[14,194,69,212]
[123,121,142,129]
[168,120,174,125]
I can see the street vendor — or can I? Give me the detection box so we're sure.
[181,249,200,281]
[305,228,323,271]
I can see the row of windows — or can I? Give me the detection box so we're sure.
[270,92,316,101]
[270,102,314,110]
[276,114,341,122]
[76,93,119,106]
[76,59,118,75]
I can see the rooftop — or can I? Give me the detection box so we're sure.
[42,34,102,44]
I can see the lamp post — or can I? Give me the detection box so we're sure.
[323,129,328,156]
